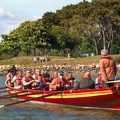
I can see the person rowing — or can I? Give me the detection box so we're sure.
[72,72,95,90]
[95,72,102,89]
[11,70,23,89]
[32,69,42,89]
[49,70,69,91]
[50,71,58,82]
[65,71,76,89]
[39,72,51,91]
[6,69,14,87]
[22,70,35,89]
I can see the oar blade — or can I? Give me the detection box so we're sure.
[0,105,4,108]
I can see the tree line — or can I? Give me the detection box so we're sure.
[0,0,120,59]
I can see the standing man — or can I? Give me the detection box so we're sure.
[99,49,117,87]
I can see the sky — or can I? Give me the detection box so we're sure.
[0,0,91,38]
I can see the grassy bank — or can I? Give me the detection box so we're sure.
[0,54,120,66]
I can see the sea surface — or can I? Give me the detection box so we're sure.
[0,76,120,120]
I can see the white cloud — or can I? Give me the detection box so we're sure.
[0,0,92,35]
[0,8,28,34]
[0,8,42,35]
[0,8,23,20]
[32,15,42,20]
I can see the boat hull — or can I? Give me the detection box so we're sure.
[6,86,120,110]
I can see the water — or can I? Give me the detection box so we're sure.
[0,76,120,120]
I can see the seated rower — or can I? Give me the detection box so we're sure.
[10,65,17,76]
[73,72,95,90]
[50,71,58,82]
[6,69,14,87]
[32,69,42,89]
[95,72,102,89]
[40,72,51,91]
[65,71,76,89]
[11,70,23,89]
[22,70,35,89]
[49,70,69,91]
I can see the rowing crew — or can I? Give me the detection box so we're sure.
[6,69,79,91]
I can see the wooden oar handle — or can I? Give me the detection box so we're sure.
[106,80,120,83]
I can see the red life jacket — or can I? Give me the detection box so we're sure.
[41,77,47,84]
[16,75,22,85]
[41,78,50,91]
[25,75,33,85]
[35,73,42,80]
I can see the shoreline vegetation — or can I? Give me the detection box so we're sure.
[0,55,120,76]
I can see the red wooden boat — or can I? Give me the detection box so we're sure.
[5,81,120,110]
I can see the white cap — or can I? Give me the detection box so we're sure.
[101,49,108,56]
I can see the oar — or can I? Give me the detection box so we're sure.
[0,87,31,94]
[0,89,18,93]
[0,91,62,108]
[0,86,7,90]
[106,80,120,83]
[0,90,28,99]
[0,91,44,99]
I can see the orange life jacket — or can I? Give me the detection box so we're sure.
[56,77,66,90]
[101,55,114,71]
[51,75,56,81]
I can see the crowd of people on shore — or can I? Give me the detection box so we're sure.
[5,49,118,91]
